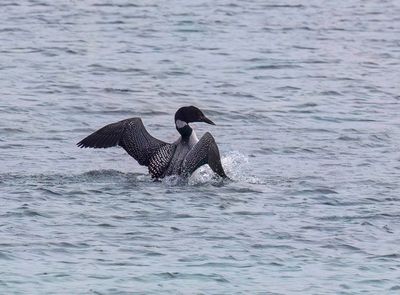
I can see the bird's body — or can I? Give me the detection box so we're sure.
[77,106,227,179]
[164,131,198,176]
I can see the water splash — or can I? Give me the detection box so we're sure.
[189,151,263,185]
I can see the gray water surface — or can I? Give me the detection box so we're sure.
[1,1,400,294]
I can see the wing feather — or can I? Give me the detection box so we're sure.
[77,118,168,166]
[182,132,227,178]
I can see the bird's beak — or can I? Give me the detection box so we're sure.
[201,116,216,125]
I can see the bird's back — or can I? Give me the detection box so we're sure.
[147,144,176,178]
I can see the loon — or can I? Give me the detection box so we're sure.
[77,106,228,179]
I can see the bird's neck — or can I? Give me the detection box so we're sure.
[175,120,193,139]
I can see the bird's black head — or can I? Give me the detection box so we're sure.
[175,106,215,126]
[174,106,215,137]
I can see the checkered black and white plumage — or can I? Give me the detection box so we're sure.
[77,107,228,179]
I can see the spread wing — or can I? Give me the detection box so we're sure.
[181,132,228,178]
[77,118,168,166]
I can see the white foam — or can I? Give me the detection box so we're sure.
[189,151,262,185]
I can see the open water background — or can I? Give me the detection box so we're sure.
[1,0,400,294]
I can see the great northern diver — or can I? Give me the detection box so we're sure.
[77,106,228,179]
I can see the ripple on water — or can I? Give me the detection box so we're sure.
[1,0,400,293]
